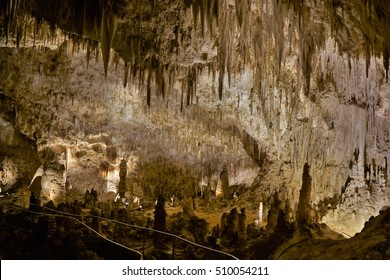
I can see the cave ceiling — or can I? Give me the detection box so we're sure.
[1,1,389,85]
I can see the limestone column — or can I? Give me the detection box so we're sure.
[258,202,263,227]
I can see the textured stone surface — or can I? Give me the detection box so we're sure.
[0,44,258,204]
[0,109,40,192]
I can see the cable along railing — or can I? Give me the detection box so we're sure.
[5,204,143,259]
[36,203,239,260]
[1,198,238,260]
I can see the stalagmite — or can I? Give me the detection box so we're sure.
[238,207,247,242]
[258,202,263,227]
[297,163,312,226]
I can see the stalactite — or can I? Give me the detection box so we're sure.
[200,0,206,36]
[301,34,314,96]
[180,82,184,113]
[113,51,120,71]
[85,39,92,68]
[100,1,117,77]
[16,15,23,48]
[227,41,232,88]
[207,0,217,37]
[192,0,200,32]
[147,69,152,107]
[190,0,218,37]
[235,0,243,27]
[384,46,389,82]
[195,65,200,98]
[161,67,166,99]
[364,35,371,78]
[218,68,224,100]
[155,62,166,98]
[169,66,176,96]
[186,70,192,106]
[95,44,100,63]
[272,0,285,74]
[217,1,229,100]
[286,0,305,29]
[185,65,198,106]
[82,0,102,40]
[1,0,30,46]
[123,61,130,88]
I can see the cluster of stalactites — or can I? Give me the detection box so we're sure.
[325,0,390,79]
[187,0,315,99]
[188,0,253,100]
[124,57,218,108]
[284,0,389,80]
[188,0,219,37]
[187,0,390,101]
[2,0,389,110]
[0,0,119,77]
[321,0,389,80]
[370,0,390,81]
[0,0,218,108]
[0,0,31,47]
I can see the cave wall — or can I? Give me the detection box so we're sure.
[0,90,40,193]
[0,42,258,205]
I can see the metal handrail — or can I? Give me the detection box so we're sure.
[35,203,239,260]
[342,231,352,238]
[7,204,143,259]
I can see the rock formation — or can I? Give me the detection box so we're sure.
[118,158,127,197]
[153,195,167,251]
[296,162,313,226]
[238,207,247,243]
